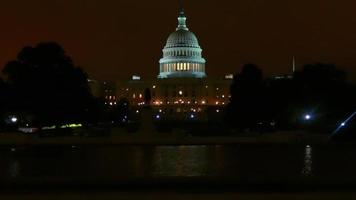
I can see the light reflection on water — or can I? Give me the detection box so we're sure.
[9,160,21,178]
[302,145,313,176]
[152,145,210,177]
[1,145,356,181]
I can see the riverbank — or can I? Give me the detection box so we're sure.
[1,190,355,200]
[0,128,329,145]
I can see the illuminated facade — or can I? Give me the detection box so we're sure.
[158,8,206,78]
[117,7,232,117]
[118,78,231,107]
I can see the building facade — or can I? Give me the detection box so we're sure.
[117,8,232,117]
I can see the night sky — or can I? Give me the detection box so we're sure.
[1,0,356,81]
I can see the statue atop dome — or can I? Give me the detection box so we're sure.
[177,5,188,31]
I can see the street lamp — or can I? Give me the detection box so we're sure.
[10,117,18,123]
[304,114,311,121]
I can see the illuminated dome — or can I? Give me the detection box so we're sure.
[165,30,199,48]
[158,8,206,79]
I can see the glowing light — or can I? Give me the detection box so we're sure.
[10,117,18,123]
[341,122,346,127]
[216,109,220,113]
[190,114,195,119]
[304,114,311,120]
[201,100,206,104]
[42,126,56,130]
[136,110,140,113]
[215,101,219,105]
[156,114,160,119]
[153,85,156,89]
[132,75,141,80]
[225,74,234,79]
[179,90,183,95]
[60,124,83,129]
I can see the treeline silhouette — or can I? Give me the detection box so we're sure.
[0,42,100,126]
[1,42,356,136]
[227,63,356,134]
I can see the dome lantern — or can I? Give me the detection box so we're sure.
[176,7,188,31]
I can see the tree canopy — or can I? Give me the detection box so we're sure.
[2,42,93,124]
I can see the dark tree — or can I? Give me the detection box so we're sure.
[144,88,152,105]
[2,42,93,125]
[292,63,356,132]
[227,64,266,130]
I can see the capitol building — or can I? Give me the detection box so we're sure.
[158,9,206,79]
[116,7,232,117]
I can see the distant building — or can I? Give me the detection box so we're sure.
[117,7,232,117]
[88,79,117,106]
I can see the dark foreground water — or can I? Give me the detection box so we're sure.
[0,144,355,190]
